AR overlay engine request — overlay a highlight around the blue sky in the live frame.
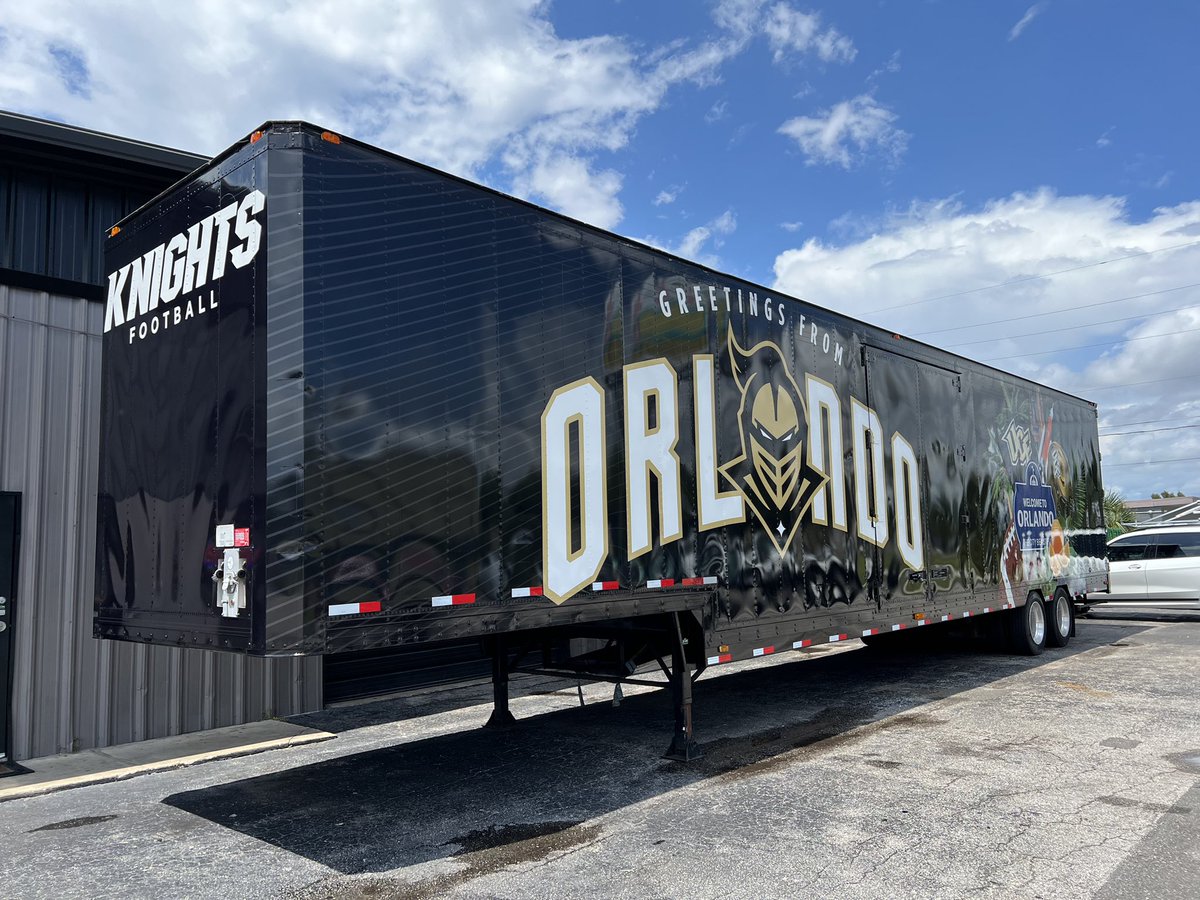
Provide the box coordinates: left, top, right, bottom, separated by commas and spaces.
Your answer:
2, 0, 1198, 500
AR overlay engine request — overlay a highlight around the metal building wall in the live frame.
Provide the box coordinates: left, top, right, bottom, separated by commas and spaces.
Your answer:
0, 284, 322, 760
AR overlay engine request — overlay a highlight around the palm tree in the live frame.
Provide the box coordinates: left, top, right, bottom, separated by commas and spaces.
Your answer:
1104, 490, 1132, 537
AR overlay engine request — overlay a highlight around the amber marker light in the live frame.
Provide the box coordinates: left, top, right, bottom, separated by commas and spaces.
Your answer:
913, 612, 926, 620
321, 131, 342, 144
718, 644, 730, 653
108, 226, 120, 237
250, 130, 264, 143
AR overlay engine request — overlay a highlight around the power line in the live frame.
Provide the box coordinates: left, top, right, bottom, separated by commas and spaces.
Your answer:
1105, 456, 1200, 468
862, 238, 1200, 315
1100, 424, 1200, 437
976, 324, 1200, 362
1052, 372, 1200, 392
918, 282, 1200, 338
946, 299, 1200, 349
1100, 414, 1200, 429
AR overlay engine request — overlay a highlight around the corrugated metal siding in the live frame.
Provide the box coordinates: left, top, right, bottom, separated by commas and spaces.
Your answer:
0, 161, 141, 285
0, 285, 321, 760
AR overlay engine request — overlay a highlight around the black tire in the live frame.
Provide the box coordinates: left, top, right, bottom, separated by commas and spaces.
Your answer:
1007, 593, 1047, 656
1046, 590, 1072, 648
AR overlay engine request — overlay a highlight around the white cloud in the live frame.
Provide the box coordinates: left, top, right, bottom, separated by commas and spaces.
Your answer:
771, 189, 1200, 497
677, 209, 737, 259
1096, 125, 1115, 148
512, 156, 624, 229
1009, 4, 1045, 41
778, 94, 908, 168
653, 187, 681, 206
780, 220, 804, 232
713, 0, 855, 64
643, 209, 737, 267
762, 4, 855, 63
705, 100, 728, 123
0, 0, 737, 229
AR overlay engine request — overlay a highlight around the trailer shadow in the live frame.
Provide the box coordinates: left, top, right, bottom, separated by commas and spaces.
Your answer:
163, 622, 1153, 878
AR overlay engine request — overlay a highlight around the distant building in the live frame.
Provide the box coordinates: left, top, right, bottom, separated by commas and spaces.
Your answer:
1126, 496, 1200, 526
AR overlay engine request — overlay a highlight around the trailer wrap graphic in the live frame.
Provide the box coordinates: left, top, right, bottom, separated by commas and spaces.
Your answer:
540, 318, 925, 605
103, 190, 265, 343
95, 124, 1108, 657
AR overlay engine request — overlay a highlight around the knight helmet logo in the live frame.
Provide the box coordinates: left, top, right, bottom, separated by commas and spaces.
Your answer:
719, 328, 829, 555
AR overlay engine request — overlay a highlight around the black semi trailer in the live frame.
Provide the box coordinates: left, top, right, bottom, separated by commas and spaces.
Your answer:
96, 122, 1108, 759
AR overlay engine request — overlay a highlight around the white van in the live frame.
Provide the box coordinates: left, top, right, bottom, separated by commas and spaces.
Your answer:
1104, 525, 1200, 601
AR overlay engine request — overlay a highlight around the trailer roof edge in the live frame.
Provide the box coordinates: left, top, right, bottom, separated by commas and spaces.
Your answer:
109, 119, 1099, 409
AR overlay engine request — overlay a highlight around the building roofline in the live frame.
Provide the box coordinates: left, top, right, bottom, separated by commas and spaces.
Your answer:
0, 109, 204, 173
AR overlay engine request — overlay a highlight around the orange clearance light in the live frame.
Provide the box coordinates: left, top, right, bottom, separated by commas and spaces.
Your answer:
893, 333, 903, 340
913, 612, 926, 620
250, 130, 264, 143
718, 644, 730, 653
321, 131, 342, 144
109, 225, 120, 237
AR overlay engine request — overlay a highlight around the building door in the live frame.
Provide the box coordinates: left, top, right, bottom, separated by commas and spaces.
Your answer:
0, 492, 21, 775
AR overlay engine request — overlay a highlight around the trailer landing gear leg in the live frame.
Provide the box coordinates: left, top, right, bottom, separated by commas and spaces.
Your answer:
484, 638, 517, 729
663, 613, 702, 762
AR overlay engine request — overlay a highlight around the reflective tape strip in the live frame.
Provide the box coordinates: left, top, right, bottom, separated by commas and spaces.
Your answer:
890, 623, 906, 632
941, 614, 953, 622
917, 620, 927, 627
646, 579, 676, 588
753, 646, 775, 657
328, 601, 382, 616
862, 628, 879, 637
510, 586, 543, 598
829, 633, 848, 643
962, 611, 972, 618
591, 581, 620, 591
983, 606, 992, 613
681, 576, 719, 586
792, 639, 813, 649
432, 594, 475, 607
706, 653, 734, 665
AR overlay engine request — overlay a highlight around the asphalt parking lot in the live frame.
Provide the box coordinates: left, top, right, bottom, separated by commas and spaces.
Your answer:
1, 610, 1197, 899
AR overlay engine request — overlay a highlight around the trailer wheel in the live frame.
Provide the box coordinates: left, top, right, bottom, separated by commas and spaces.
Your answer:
1046, 590, 1072, 648
1007, 593, 1047, 656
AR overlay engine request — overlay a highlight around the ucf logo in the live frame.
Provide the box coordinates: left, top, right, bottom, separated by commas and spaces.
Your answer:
721, 332, 828, 556
539, 324, 923, 604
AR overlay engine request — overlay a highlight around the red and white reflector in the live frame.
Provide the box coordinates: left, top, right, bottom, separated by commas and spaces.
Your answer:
706, 652, 733, 665
940, 614, 953, 622
591, 581, 620, 591
792, 639, 813, 649
890, 623, 906, 632
828, 633, 848, 643
510, 586, 543, 598
752, 645, 775, 657
983, 606, 992, 613
962, 610, 972, 618
862, 628, 879, 637
432, 594, 476, 607
646, 578, 676, 589
681, 576, 719, 587
328, 601, 382, 617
